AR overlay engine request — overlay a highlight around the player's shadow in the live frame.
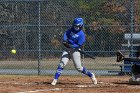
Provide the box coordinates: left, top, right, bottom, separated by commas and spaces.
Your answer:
34, 82, 51, 85
113, 81, 140, 85
113, 81, 129, 85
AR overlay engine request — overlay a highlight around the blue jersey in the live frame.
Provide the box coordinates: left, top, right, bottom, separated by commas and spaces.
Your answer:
63, 27, 85, 49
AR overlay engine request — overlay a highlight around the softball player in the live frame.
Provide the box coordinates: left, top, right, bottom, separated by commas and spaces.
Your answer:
116, 46, 140, 81
117, 45, 140, 62
51, 18, 97, 85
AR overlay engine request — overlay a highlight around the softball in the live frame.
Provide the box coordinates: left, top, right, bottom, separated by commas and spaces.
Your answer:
11, 49, 16, 54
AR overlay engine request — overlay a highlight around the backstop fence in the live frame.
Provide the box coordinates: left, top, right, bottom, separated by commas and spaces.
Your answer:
0, 0, 140, 75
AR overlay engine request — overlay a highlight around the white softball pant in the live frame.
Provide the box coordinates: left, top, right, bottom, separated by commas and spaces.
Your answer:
59, 48, 83, 72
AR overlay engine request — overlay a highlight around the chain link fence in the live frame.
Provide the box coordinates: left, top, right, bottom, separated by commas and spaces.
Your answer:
0, 0, 140, 75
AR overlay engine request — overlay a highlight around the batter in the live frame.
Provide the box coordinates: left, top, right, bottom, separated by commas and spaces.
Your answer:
51, 18, 97, 85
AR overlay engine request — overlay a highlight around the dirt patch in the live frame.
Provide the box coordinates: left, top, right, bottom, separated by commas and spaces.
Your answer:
0, 75, 139, 93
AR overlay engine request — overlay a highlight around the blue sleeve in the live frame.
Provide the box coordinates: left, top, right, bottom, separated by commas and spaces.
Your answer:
63, 30, 70, 41
63, 32, 67, 41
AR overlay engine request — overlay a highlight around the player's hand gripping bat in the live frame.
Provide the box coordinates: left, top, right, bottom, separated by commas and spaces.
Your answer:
63, 41, 96, 59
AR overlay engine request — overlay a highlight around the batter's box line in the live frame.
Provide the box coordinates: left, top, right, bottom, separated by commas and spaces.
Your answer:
75, 82, 117, 88
0, 81, 35, 86
16, 88, 62, 93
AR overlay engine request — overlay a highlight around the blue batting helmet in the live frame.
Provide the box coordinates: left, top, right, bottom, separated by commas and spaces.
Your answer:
73, 18, 84, 31
73, 18, 83, 26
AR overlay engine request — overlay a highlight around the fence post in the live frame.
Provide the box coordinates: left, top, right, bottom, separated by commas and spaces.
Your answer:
130, 0, 134, 57
38, 1, 41, 75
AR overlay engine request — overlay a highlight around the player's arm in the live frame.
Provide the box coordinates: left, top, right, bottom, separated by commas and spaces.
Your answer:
63, 31, 68, 42
62, 30, 71, 48
68, 32, 85, 49
70, 31, 85, 49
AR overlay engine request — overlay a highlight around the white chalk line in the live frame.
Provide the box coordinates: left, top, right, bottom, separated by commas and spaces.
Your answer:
16, 88, 62, 93
76, 82, 115, 88
0, 81, 34, 86
0, 81, 62, 93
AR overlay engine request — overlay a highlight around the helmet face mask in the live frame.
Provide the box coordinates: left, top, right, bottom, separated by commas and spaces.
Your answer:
73, 25, 81, 31
73, 18, 83, 31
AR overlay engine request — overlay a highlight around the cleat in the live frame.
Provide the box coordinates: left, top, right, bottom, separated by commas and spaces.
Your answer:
91, 73, 97, 84
51, 79, 57, 85
116, 51, 124, 62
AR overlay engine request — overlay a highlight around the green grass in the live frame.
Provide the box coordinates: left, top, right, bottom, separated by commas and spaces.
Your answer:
0, 57, 121, 70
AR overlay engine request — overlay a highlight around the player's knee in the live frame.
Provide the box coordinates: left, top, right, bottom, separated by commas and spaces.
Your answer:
59, 61, 65, 68
76, 67, 83, 72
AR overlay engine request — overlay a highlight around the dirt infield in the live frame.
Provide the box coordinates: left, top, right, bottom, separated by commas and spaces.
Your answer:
0, 75, 139, 93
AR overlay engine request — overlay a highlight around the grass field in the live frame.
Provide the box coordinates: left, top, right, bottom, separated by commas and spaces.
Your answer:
0, 57, 121, 70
